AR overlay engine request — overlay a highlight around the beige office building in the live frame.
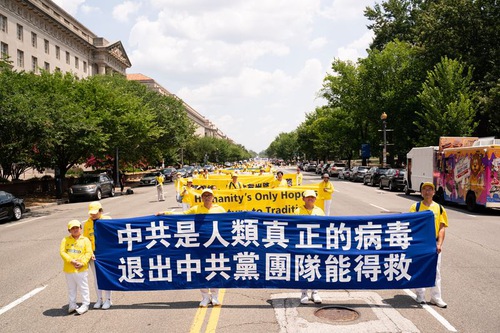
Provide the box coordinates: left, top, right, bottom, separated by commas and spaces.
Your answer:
0, 0, 130, 76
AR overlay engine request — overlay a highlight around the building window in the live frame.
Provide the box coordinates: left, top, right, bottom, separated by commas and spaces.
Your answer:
55, 45, 60, 59
31, 32, 37, 48
44, 39, 49, 54
44, 62, 50, 71
83, 61, 87, 73
55, 66, 60, 72
17, 24, 23, 41
74, 56, 79, 69
31, 56, 38, 73
65, 51, 70, 64
0, 14, 7, 33
1, 42, 8, 60
17, 49, 24, 67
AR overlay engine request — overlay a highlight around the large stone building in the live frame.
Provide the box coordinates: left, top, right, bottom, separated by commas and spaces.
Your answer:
127, 73, 231, 141
0, 0, 130, 76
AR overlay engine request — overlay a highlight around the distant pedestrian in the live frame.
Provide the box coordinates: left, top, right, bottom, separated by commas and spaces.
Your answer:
296, 167, 303, 186
60, 219, 92, 315
119, 171, 125, 193
410, 182, 448, 308
155, 172, 165, 201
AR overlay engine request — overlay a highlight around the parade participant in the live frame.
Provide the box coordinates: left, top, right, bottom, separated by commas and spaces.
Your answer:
296, 167, 303, 186
294, 190, 324, 304
318, 174, 334, 215
180, 177, 195, 211
60, 220, 93, 315
410, 182, 448, 308
156, 188, 226, 307
83, 202, 113, 310
227, 173, 244, 189
155, 172, 165, 201
202, 168, 209, 179
270, 171, 288, 188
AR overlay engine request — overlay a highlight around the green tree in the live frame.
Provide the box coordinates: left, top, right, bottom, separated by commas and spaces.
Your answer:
414, 56, 478, 146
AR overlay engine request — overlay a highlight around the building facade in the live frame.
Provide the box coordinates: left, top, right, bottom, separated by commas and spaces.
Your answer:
0, 0, 130, 76
127, 73, 231, 141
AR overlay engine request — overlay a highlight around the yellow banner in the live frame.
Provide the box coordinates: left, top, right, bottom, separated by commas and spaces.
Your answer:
176, 174, 298, 190
183, 187, 324, 213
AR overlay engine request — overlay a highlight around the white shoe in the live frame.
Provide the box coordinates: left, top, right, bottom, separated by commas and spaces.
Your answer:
430, 297, 447, 308
211, 295, 221, 306
76, 305, 88, 315
93, 299, 102, 309
199, 293, 211, 307
68, 304, 78, 314
415, 294, 426, 304
300, 292, 309, 304
311, 292, 322, 304
102, 299, 111, 310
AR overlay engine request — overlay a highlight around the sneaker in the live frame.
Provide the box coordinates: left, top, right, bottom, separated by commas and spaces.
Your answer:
76, 305, 88, 315
311, 292, 322, 304
68, 304, 78, 314
415, 295, 426, 304
430, 297, 447, 308
300, 292, 309, 304
199, 294, 211, 307
102, 299, 111, 310
93, 299, 102, 309
211, 295, 221, 306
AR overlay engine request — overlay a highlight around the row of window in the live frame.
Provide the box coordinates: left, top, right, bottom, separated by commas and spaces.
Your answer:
0, 14, 87, 73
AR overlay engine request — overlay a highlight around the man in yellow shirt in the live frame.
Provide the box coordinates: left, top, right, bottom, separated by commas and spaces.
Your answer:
318, 174, 334, 215
409, 182, 448, 308
157, 188, 226, 307
60, 219, 93, 315
83, 201, 113, 310
271, 171, 288, 188
295, 167, 303, 186
294, 190, 324, 304
155, 172, 165, 201
180, 177, 195, 211
227, 173, 244, 189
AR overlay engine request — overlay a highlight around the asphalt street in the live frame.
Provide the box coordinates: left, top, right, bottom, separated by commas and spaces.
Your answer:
1, 167, 499, 333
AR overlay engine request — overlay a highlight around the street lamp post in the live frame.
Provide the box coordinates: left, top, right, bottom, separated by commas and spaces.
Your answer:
381, 112, 388, 167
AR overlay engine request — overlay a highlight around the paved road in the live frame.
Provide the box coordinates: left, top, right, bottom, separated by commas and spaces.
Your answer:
1, 167, 499, 333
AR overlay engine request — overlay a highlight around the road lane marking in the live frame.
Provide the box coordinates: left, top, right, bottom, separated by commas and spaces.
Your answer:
4, 216, 45, 228
190, 304, 208, 333
205, 289, 226, 332
404, 289, 457, 332
370, 203, 390, 212
0, 285, 47, 315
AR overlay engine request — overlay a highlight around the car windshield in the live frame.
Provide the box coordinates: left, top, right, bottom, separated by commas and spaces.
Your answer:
77, 176, 100, 184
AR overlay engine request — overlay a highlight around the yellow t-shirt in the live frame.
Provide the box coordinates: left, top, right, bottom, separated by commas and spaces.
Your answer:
83, 215, 112, 251
296, 173, 303, 186
294, 205, 325, 216
409, 201, 448, 238
60, 235, 93, 273
181, 185, 196, 205
318, 181, 334, 200
184, 205, 226, 214
270, 179, 288, 188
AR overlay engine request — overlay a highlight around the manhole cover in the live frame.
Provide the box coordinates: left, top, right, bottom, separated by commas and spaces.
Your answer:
314, 306, 360, 322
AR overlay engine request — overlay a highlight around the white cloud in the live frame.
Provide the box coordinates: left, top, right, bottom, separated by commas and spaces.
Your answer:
337, 30, 374, 62
319, 0, 373, 21
112, 1, 142, 23
309, 37, 328, 50
52, 0, 85, 15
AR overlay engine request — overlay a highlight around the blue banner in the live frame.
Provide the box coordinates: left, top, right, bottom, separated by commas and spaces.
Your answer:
94, 211, 437, 291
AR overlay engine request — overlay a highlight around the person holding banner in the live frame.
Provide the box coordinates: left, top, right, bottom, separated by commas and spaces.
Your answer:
271, 171, 288, 188
409, 182, 448, 308
294, 190, 324, 304
296, 167, 303, 186
83, 201, 113, 310
60, 219, 93, 315
180, 178, 196, 211
318, 173, 334, 215
227, 173, 244, 189
157, 188, 226, 307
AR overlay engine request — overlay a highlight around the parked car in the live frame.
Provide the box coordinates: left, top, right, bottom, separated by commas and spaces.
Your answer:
161, 167, 177, 182
379, 168, 406, 191
319, 163, 331, 175
139, 172, 159, 186
305, 163, 317, 172
338, 168, 351, 180
183, 166, 194, 177
328, 163, 347, 177
363, 167, 390, 186
0, 191, 26, 222
350, 166, 370, 182
176, 168, 188, 178
69, 173, 115, 202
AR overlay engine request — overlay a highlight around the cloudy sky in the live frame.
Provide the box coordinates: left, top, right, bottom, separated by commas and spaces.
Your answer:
53, 0, 377, 153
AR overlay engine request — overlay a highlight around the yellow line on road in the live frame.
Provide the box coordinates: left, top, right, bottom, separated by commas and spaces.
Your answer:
189, 289, 226, 333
